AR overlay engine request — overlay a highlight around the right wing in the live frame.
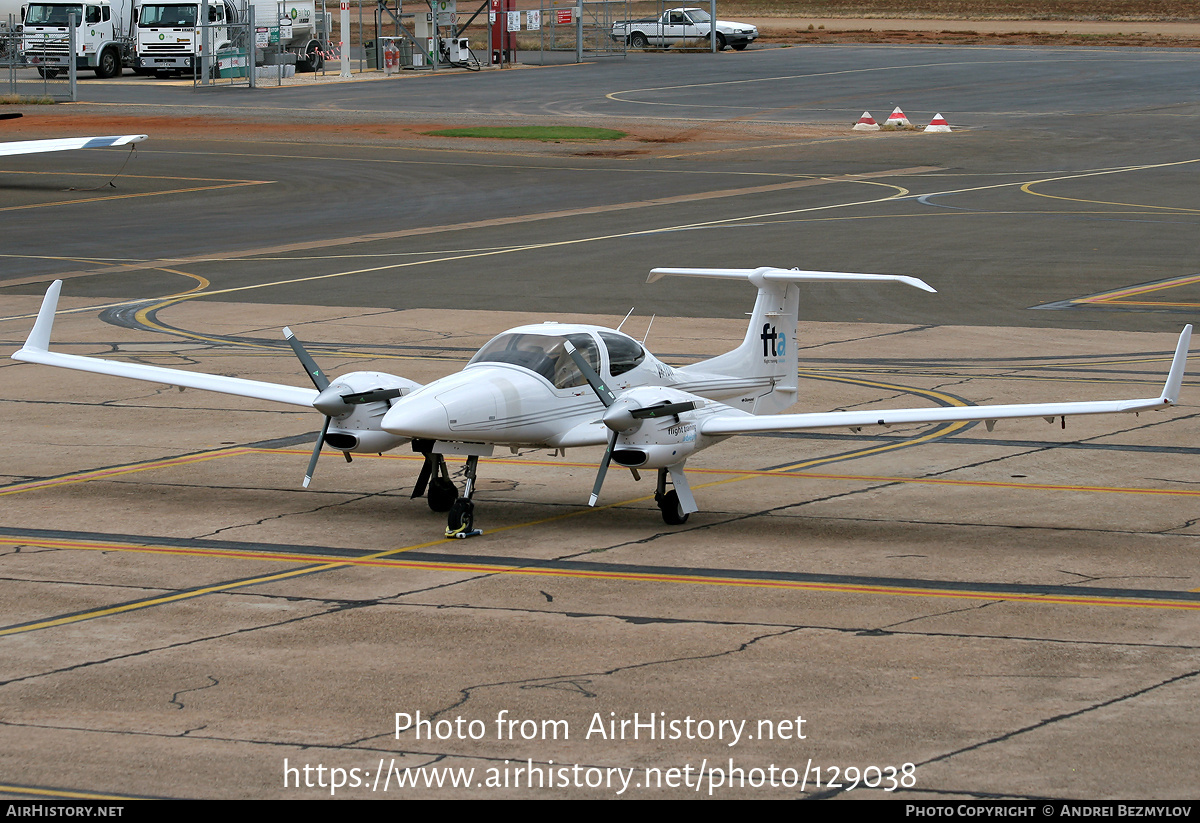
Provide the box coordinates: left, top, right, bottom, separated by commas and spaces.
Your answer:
10, 280, 318, 408
701, 325, 1191, 436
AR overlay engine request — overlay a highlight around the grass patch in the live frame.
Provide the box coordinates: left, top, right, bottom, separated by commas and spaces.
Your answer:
0, 94, 54, 105
424, 126, 626, 142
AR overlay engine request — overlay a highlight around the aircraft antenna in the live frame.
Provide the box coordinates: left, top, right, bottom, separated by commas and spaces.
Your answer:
616, 307, 636, 332
641, 315, 656, 346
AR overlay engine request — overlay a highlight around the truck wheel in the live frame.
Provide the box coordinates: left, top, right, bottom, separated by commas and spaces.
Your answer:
300, 41, 323, 72
94, 47, 121, 78
36, 67, 59, 78
629, 32, 649, 49
711, 32, 727, 50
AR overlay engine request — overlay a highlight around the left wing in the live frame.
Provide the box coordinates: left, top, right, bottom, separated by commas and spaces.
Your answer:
0, 135, 147, 157
701, 325, 1191, 436
10, 280, 318, 408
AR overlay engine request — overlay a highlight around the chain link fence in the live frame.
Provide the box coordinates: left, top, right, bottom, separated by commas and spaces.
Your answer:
192, 21, 255, 88
533, 0, 628, 62
0, 27, 76, 101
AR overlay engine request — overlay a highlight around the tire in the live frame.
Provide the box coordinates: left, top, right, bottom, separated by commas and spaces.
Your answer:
300, 40, 322, 72
732, 42, 747, 51
712, 33, 727, 50
36, 67, 59, 78
657, 490, 689, 526
94, 48, 121, 78
447, 498, 475, 534
427, 477, 459, 513
629, 32, 649, 50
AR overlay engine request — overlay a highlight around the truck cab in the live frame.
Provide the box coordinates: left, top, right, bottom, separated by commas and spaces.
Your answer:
21, 0, 128, 77
134, 0, 231, 76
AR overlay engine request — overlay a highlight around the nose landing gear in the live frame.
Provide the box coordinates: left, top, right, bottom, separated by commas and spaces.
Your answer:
411, 442, 484, 537
444, 455, 482, 538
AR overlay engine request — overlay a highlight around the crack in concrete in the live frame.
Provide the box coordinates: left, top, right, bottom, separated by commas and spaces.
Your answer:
168, 675, 219, 710
359, 626, 802, 749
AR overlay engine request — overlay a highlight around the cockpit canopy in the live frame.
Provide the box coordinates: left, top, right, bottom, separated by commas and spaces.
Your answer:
469, 329, 646, 389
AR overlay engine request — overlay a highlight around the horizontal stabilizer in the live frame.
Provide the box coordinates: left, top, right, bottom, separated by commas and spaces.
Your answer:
648, 266, 936, 293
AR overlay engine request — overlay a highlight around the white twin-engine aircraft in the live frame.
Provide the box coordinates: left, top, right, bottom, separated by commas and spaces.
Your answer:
12, 268, 1192, 537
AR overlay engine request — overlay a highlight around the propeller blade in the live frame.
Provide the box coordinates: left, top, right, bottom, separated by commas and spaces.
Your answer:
589, 430, 618, 507
630, 401, 699, 419
342, 387, 403, 405
283, 327, 330, 391
303, 416, 331, 488
563, 340, 616, 407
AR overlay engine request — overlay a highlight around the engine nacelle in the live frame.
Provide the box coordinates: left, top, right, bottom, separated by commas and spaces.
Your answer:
608, 386, 706, 469
321, 371, 420, 455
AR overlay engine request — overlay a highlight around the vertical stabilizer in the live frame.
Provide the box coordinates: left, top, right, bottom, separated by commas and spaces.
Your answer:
647, 267, 936, 415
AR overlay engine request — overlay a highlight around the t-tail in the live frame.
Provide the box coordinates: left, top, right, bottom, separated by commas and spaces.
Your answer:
647, 267, 937, 415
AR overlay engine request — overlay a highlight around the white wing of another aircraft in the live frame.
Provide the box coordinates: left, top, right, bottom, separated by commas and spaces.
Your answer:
0, 134, 147, 157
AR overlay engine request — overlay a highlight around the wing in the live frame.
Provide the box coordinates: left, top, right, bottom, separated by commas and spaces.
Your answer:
700, 325, 1191, 436
0, 135, 147, 157
10, 280, 318, 408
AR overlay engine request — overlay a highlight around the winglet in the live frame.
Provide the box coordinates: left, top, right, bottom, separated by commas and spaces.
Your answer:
1162, 324, 1191, 404
20, 279, 63, 354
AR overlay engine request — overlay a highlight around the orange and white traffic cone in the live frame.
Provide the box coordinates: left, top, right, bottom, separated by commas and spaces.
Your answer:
852, 111, 880, 132
884, 106, 910, 127
924, 113, 952, 133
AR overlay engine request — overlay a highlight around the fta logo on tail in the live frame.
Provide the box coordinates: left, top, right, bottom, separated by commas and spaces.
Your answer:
761, 323, 786, 359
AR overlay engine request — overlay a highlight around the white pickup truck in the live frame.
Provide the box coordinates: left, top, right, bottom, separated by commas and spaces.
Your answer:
611, 7, 757, 51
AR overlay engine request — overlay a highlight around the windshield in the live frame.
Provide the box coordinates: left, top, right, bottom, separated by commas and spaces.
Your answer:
688, 9, 711, 22
138, 4, 197, 26
469, 332, 600, 389
24, 4, 83, 25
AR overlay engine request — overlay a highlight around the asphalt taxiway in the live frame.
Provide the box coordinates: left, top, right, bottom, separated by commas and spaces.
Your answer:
1, 45, 1198, 799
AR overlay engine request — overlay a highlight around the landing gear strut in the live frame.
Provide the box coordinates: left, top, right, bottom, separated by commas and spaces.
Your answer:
446, 455, 480, 538
654, 465, 696, 526
412, 445, 458, 511
411, 441, 484, 537
655, 468, 688, 525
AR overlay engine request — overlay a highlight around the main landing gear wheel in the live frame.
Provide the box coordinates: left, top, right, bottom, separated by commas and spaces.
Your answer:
446, 498, 475, 536
656, 490, 689, 526
427, 476, 459, 512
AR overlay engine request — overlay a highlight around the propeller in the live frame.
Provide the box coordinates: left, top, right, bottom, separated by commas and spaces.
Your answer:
563, 340, 698, 507
563, 340, 619, 506
283, 327, 340, 488
284, 329, 411, 488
